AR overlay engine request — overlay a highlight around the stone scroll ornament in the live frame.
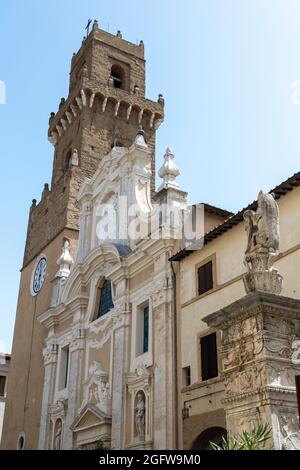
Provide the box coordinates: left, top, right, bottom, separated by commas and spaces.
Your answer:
243, 191, 283, 294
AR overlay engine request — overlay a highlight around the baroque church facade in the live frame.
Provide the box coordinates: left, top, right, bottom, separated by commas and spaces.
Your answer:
1, 21, 300, 450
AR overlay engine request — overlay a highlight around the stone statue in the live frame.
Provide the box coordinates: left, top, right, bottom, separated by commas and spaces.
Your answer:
243, 191, 282, 294
135, 392, 145, 441
54, 421, 62, 450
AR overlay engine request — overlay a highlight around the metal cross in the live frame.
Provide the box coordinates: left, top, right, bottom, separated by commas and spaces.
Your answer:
85, 19, 92, 36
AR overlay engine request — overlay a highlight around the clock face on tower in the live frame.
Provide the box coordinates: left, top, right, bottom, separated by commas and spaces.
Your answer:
31, 257, 47, 295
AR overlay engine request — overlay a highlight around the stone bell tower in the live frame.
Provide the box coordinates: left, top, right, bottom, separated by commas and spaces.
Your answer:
1, 21, 164, 450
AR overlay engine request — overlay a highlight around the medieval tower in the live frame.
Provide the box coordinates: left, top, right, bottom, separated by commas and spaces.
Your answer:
1, 20, 164, 450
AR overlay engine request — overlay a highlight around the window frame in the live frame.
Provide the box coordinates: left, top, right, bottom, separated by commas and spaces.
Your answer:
57, 344, 70, 392
195, 254, 217, 299
198, 329, 220, 384
0, 375, 6, 397
96, 279, 114, 319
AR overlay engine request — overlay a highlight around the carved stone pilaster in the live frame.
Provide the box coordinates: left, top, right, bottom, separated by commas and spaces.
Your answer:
204, 292, 300, 449
43, 343, 58, 365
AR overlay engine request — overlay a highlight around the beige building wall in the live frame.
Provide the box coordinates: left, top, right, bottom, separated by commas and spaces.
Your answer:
1, 230, 78, 450
178, 185, 300, 449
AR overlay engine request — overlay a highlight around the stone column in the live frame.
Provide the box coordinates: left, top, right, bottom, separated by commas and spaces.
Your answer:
203, 292, 300, 449
63, 327, 85, 449
39, 343, 58, 449
111, 303, 131, 449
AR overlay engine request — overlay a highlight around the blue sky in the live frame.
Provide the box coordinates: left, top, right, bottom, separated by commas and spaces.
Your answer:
1, 0, 300, 352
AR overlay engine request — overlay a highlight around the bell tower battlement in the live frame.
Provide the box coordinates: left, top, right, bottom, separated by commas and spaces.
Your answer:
23, 20, 164, 268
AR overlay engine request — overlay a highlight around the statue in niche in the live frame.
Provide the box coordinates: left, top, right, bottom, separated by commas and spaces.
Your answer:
243, 191, 282, 294
54, 420, 62, 450
135, 392, 146, 441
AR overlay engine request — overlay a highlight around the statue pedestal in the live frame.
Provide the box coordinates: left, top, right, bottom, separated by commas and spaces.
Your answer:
203, 292, 300, 449
243, 271, 283, 294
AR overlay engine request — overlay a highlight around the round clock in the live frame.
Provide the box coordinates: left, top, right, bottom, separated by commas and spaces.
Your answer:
31, 256, 47, 295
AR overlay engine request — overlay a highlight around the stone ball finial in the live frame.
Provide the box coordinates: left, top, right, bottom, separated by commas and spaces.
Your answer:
116, 30, 122, 38
158, 94, 164, 104
59, 98, 65, 109
49, 112, 55, 125
139, 40, 144, 46
31, 199, 37, 208
158, 147, 180, 187
42, 183, 49, 199
93, 19, 99, 30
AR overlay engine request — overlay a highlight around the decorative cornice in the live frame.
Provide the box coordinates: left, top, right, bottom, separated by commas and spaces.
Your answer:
48, 83, 164, 146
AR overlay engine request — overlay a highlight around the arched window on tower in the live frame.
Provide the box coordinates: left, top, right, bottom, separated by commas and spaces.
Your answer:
96, 280, 114, 318
111, 65, 124, 89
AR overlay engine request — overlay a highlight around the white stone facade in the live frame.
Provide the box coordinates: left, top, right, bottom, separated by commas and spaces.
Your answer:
38, 134, 185, 449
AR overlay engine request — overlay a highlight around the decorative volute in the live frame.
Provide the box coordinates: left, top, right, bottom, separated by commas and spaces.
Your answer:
158, 147, 180, 188
56, 239, 74, 278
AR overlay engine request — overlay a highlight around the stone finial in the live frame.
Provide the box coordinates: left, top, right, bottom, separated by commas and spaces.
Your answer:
116, 30, 122, 38
56, 239, 74, 278
59, 98, 65, 109
243, 191, 282, 294
31, 199, 37, 208
158, 147, 180, 188
42, 183, 49, 199
93, 19, 99, 30
49, 112, 55, 124
158, 94, 164, 104
82, 36, 86, 45
134, 126, 147, 148
139, 40, 144, 46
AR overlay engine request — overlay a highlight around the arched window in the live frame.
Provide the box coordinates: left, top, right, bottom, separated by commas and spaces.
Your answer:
97, 280, 114, 318
111, 65, 124, 89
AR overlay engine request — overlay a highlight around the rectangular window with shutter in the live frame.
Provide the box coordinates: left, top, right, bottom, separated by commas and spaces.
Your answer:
200, 333, 218, 381
198, 261, 213, 295
0, 375, 6, 397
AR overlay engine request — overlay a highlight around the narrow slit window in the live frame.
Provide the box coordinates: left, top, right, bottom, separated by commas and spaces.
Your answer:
58, 345, 69, 390
200, 333, 218, 381
143, 305, 149, 354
